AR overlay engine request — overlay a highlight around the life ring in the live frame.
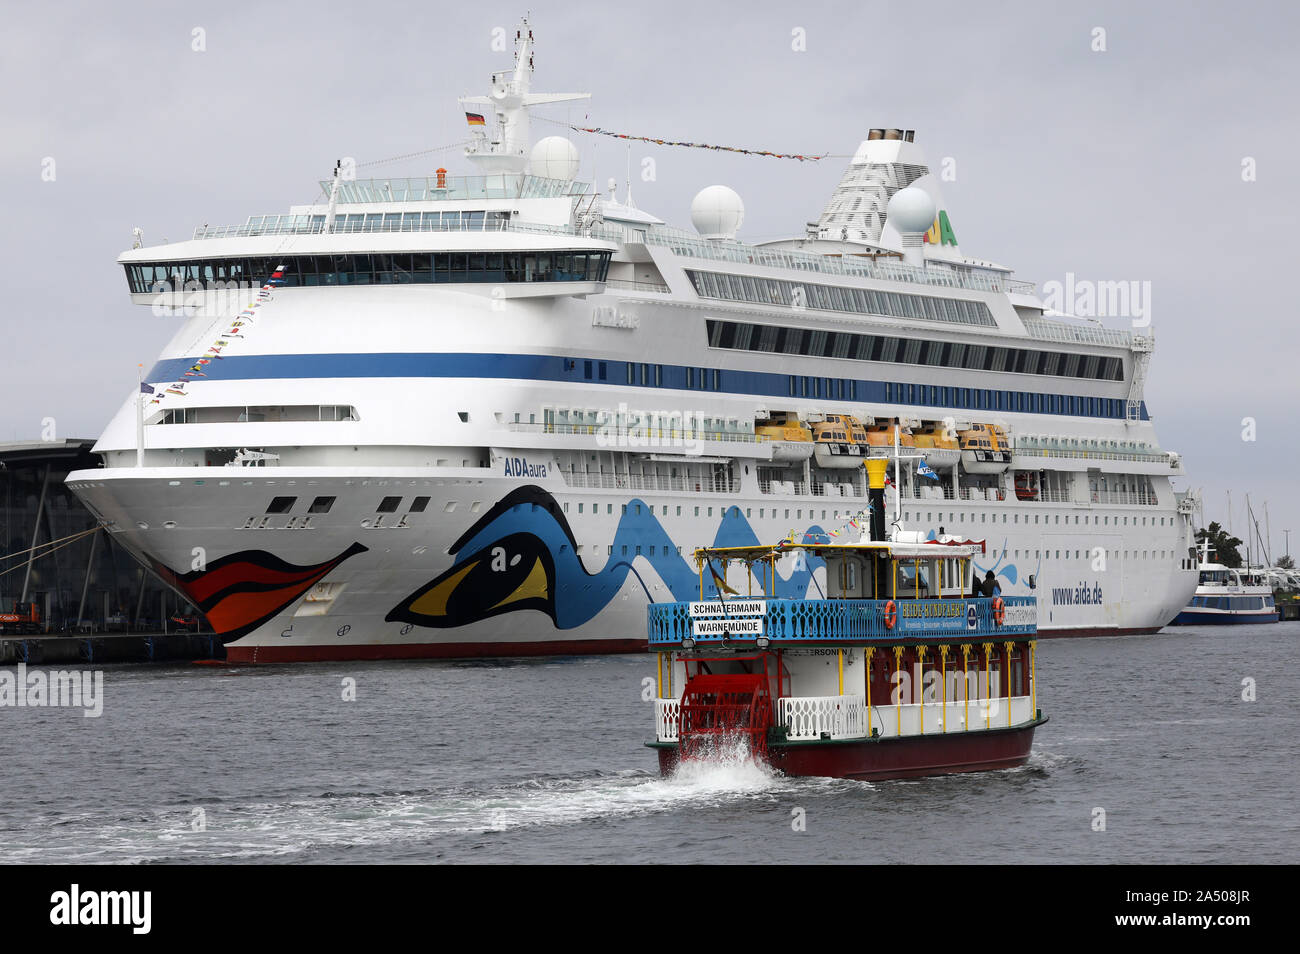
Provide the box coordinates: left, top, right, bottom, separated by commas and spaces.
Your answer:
883, 600, 897, 630
992, 596, 1006, 626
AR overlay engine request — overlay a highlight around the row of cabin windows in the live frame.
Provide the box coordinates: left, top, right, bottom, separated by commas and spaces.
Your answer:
125, 250, 612, 293
687, 270, 997, 327
156, 405, 357, 424
706, 318, 1124, 382
618, 362, 726, 392
264, 495, 429, 515
238, 211, 510, 233
901, 509, 1162, 525
572, 355, 1133, 422
559, 501, 1170, 531
577, 543, 1176, 562
1188, 596, 1274, 610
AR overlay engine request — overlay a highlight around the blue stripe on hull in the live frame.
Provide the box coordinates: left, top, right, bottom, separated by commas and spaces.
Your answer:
146, 352, 1144, 420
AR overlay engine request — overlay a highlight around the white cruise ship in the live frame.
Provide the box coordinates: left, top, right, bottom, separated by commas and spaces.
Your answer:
68, 18, 1199, 661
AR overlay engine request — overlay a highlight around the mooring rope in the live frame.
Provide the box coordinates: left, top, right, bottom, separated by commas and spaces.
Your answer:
0, 526, 101, 568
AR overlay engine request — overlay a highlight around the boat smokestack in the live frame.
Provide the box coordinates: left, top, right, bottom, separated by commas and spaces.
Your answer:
866, 458, 889, 542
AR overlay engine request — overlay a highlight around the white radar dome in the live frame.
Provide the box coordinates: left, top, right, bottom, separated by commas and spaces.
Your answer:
690, 185, 745, 240
886, 186, 937, 234
529, 136, 581, 181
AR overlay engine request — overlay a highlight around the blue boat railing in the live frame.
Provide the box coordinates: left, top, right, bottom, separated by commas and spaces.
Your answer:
647, 596, 1037, 646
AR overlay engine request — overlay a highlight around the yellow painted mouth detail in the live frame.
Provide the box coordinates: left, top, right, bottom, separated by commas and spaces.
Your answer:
409, 560, 479, 617
488, 557, 549, 611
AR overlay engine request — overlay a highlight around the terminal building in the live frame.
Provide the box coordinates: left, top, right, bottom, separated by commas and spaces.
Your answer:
0, 440, 203, 634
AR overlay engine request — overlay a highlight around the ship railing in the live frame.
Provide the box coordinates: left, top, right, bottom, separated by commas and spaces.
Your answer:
194, 217, 514, 240
1090, 490, 1158, 506
1015, 488, 1074, 504
647, 596, 1037, 646
504, 421, 764, 445
191, 216, 624, 243
655, 698, 681, 742
1014, 446, 1171, 465
874, 695, 1037, 739
1006, 279, 1038, 296
907, 485, 1008, 502
642, 228, 1012, 295
1020, 317, 1134, 348
605, 278, 672, 294
779, 695, 868, 740
807, 481, 862, 498
770, 694, 1038, 741
324, 174, 590, 202
657, 692, 1036, 744
759, 479, 852, 497
562, 471, 741, 494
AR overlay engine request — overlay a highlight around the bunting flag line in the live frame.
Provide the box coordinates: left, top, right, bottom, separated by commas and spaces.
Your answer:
569, 125, 827, 161
780, 506, 875, 547
146, 264, 287, 405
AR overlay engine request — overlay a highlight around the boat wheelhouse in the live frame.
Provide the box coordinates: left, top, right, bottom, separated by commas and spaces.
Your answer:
646, 461, 1046, 780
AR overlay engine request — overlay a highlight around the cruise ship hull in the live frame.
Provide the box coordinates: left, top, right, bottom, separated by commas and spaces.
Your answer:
68, 466, 1197, 662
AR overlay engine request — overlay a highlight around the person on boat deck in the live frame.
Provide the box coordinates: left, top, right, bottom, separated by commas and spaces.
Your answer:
980, 570, 1001, 598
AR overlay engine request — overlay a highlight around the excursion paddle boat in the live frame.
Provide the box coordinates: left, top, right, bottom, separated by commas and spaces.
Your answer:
645, 459, 1046, 781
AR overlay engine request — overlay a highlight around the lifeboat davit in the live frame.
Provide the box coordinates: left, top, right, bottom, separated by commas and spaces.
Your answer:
959, 423, 1013, 474
812, 415, 869, 469
756, 419, 814, 462
911, 423, 961, 472
862, 421, 917, 460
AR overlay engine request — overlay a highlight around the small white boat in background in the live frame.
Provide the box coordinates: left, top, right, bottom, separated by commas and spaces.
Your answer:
1171, 541, 1278, 625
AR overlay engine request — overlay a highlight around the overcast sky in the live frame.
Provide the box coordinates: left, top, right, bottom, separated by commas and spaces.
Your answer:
3, 0, 1297, 558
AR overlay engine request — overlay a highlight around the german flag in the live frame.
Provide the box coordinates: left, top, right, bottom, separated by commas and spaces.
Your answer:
707, 560, 739, 596
465, 112, 486, 127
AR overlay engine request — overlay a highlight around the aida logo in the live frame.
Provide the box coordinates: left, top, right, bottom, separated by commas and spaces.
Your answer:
503, 457, 548, 479
924, 211, 958, 246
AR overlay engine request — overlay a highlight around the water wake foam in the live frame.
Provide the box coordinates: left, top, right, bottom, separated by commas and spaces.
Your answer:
7, 748, 799, 863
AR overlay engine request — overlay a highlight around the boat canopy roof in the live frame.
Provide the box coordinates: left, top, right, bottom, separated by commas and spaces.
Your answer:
692, 538, 987, 566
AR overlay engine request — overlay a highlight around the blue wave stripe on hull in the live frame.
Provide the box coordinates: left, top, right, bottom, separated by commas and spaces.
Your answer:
448, 497, 824, 628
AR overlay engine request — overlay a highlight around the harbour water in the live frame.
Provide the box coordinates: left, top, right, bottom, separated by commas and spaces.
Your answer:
1, 624, 1295, 864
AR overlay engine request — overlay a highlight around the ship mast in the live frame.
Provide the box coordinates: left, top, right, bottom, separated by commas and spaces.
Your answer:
459, 16, 589, 176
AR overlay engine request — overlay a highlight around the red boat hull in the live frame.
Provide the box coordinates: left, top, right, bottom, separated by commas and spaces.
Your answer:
655, 718, 1046, 781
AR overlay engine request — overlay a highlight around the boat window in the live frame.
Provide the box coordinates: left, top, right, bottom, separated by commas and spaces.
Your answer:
266, 496, 296, 514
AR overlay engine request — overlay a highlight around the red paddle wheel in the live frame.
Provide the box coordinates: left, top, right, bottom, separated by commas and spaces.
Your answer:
677, 673, 774, 762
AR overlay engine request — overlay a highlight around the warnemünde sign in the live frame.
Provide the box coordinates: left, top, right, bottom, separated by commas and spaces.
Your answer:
692, 618, 764, 636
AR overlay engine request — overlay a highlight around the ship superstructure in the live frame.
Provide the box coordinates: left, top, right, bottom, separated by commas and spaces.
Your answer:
68, 17, 1199, 661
